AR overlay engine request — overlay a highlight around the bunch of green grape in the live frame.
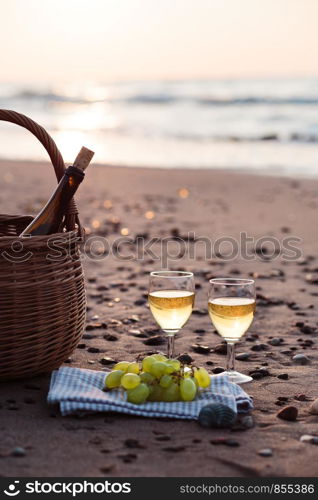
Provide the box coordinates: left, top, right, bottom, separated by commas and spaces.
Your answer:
104, 353, 211, 404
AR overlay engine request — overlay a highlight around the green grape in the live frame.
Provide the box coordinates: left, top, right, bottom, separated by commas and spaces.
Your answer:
105, 370, 124, 389
194, 367, 211, 388
151, 354, 167, 362
121, 373, 141, 389
127, 383, 150, 404
140, 372, 155, 384
180, 378, 197, 401
147, 384, 164, 402
168, 359, 181, 371
159, 374, 173, 388
126, 362, 140, 374
150, 361, 168, 378
113, 361, 130, 372
162, 382, 180, 402
142, 356, 156, 373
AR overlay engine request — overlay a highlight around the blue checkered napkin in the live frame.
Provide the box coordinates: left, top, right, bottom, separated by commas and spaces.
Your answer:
48, 367, 253, 418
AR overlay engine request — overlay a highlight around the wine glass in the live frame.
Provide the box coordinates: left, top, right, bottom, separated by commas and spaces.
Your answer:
148, 271, 195, 358
208, 278, 256, 384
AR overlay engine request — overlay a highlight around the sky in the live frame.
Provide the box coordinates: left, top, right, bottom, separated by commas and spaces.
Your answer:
0, 0, 318, 84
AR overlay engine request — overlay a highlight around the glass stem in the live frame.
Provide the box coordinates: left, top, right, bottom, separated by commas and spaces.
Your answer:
226, 342, 236, 372
167, 336, 174, 358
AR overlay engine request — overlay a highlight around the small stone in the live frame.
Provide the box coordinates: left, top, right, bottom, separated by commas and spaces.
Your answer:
268, 338, 282, 346
210, 438, 239, 447
103, 334, 118, 342
249, 368, 269, 379
87, 347, 101, 353
86, 322, 106, 331
100, 465, 115, 473
300, 435, 318, 444
143, 335, 165, 346
124, 439, 146, 449
309, 399, 318, 415
12, 447, 26, 457
177, 353, 193, 364
99, 357, 116, 366
258, 448, 272, 457
281, 349, 292, 355
276, 406, 298, 421
77, 343, 86, 349
214, 343, 227, 355
299, 325, 316, 335
236, 352, 250, 361
277, 373, 289, 380
292, 354, 310, 365
294, 394, 308, 401
213, 367, 225, 374
251, 343, 268, 352
134, 299, 146, 306
191, 344, 211, 354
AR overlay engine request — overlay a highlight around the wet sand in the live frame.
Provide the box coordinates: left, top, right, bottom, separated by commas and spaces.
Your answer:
0, 161, 317, 477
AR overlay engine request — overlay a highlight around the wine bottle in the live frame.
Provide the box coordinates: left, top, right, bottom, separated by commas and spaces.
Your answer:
20, 147, 94, 236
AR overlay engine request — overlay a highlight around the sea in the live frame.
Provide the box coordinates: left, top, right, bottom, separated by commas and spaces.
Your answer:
1, 77, 318, 177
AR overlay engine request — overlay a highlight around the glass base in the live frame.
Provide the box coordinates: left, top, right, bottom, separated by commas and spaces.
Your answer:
226, 370, 253, 384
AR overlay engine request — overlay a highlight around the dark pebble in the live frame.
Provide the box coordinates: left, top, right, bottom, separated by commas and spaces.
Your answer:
99, 357, 116, 366
77, 343, 86, 349
118, 453, 137, 463
87, 347, 101, 353
124, 439, 146, 449
277, 373, 289, 380
194, 329, 206, 334
134, 299, 146, 306
100, 465, 115, 473
268, 338, 283, 346
236, 352, 250, 361
276, 406, 298, 421
177, 353, 193, 364
12, 447, 26, 457
299, 325, 316, 334
214, 343, 227, 355
213, 367, 225, 374
143, 335, 165, 346
191, 344, 211, 354
251, 343, 268, 352
103, 334, 118, 342
210, 438, 240, 447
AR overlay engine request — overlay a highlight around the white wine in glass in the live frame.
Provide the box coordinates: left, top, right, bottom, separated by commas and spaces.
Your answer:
148, 271, 195, 358
208, 278, 256, 384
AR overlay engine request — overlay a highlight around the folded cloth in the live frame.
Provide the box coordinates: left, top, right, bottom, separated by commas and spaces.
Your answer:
48, 367, 253, 419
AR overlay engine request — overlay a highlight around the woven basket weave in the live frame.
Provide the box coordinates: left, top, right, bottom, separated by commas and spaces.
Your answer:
0, 110, 86, 381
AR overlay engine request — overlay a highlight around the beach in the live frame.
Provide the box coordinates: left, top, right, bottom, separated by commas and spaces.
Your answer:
0, 160, 318, 477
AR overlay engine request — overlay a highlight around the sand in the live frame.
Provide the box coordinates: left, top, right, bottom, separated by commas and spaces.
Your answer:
0, 161, 317, 477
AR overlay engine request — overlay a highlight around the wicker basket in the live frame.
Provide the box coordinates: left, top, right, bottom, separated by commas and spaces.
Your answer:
0, 110, 86, 381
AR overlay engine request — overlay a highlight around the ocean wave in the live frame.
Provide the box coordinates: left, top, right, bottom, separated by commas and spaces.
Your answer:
4, 90, 318, 106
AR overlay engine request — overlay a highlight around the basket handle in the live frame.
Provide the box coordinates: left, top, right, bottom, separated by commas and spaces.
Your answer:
0, 109, 83, 237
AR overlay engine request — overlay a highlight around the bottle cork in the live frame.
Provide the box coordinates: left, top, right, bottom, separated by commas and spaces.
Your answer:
73, 146, 95, 171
